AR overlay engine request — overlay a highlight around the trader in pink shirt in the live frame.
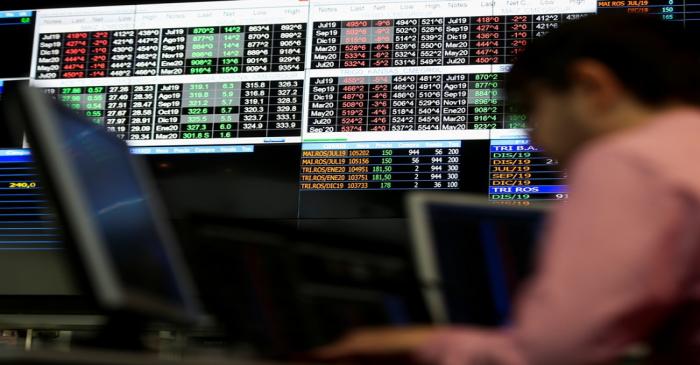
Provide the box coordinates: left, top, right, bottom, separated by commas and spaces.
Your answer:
313, 15, 700, 365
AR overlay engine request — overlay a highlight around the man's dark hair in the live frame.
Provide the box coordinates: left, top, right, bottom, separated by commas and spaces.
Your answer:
507, 14, 700, 111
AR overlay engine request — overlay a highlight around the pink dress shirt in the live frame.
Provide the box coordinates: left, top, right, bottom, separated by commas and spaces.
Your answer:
423, 108, 700, 365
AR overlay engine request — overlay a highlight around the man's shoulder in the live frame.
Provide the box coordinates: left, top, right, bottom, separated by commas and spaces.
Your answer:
573, 107, 700, 191
618, 108, 700, 152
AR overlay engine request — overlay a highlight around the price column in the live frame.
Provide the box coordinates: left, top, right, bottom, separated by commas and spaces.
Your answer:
532, 14, 561, 38
61, 32, 89, 78
109, 30, 135, 77
106, 85, 132, 140
181, 82, 215, 139
469, 73, 504, 129
470, 16, 505, 64
489, 138, 567, 204
239, 81, 270, 137
186, 27, 219, 75
418, 18, 444, 66
272, 23, 306, 72
341, 20, 372, 68
55, 86, 82, 112
390, 75, 417, 131
129, 84, 156, 140
268, 80, 303, 137
338, 77, 368, 132
243, 24, 273, 72
416, 75, 442, 130
134, 29, 161, 76
392, 18, 419, 67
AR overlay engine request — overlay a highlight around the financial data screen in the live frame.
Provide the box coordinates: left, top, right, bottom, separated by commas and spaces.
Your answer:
0, 0, 695, 236
30, 2, 308, 147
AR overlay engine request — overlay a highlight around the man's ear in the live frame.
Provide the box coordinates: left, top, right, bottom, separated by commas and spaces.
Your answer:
567, 59, 625, 111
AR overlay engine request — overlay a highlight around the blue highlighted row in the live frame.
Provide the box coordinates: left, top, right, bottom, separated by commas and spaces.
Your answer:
303, 140, 461, 151
489, 185, 567, 194
490, 145, 543, 153
0, 150, 32, 164
0, 11, 32, 19
0, 150, 30, 157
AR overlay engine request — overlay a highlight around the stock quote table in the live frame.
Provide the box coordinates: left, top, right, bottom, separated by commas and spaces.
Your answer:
308, 73, 525, 133
311, 13, 589, 69
42, 80, 304, 141
489, 139, 566, 204
35, 23, 306, 79
0, 151, 59, 250
300, 141, 461, 191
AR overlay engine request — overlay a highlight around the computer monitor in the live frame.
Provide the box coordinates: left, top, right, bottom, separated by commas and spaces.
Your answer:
407, 192, 548, 326
5, 85, 201, 325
